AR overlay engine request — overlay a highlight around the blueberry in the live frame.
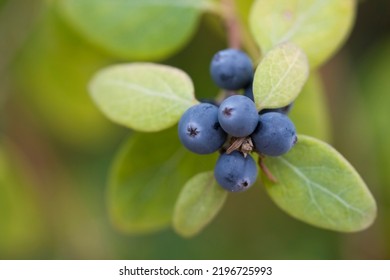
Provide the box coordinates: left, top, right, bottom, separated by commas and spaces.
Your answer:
260, 102, 294, 115
178, 103, 227, 154
210, 49, 253, 90
214, 151, 258, 192
218, 95, 258, 137
251, 112, 297, 157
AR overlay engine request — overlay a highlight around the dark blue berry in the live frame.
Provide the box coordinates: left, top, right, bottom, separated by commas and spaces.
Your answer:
260, 102, 294, 115
251, 112, 297, 157
218, 95, 258, 137
214, 151, 258, 192
178, 103, 227, 154
210, 49, 253, 90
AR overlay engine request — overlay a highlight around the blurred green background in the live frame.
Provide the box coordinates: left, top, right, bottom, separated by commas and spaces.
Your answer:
1, 0, 390, 259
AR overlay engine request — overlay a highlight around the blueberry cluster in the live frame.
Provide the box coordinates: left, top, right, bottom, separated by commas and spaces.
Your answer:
178, 49, 297, 192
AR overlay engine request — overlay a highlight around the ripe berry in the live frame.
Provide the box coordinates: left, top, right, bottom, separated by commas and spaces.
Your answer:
218, 95, 258, 137
251, 112, 297, 156
178, 103, 227, 154
210, 49, 253, 90
214, 151, 258, 192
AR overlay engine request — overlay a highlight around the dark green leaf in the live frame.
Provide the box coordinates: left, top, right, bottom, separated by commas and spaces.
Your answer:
108, 127, 217, 234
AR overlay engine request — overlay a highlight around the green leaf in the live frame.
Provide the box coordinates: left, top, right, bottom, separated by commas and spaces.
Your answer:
173, 171, 227, 238
108, 127, 217, 234
89, 63, 198, 132
263, 135, 377, 232
290, 72, 331, 142
249, 0, 356, 68
253, 42, 309, 110
58, 0, 212, 60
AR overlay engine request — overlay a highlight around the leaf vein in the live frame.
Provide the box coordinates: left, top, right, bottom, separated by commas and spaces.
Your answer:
261, 49, 301, 106
102, 79, 192, 105
279, 157, 365, 217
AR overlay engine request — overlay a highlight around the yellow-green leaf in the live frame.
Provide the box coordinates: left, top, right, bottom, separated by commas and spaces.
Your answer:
253, 42, 309, 110
263, 135, 377, 232
89, 63, 198, 132
173, 171, 227, 238
249, 0, 356, 68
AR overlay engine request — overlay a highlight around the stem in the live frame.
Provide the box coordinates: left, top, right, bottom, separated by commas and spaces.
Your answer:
241, 25, 262, 63
221, 0, 241, 49
219, 0, 260, 61
258, 156, 278, 183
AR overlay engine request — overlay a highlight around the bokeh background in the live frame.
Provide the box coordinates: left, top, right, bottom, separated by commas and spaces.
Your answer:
1, 0, 390, 259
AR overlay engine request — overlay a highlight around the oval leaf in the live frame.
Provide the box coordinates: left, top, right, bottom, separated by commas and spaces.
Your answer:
249, 0, 355, 68
253, 42, 309, 110
262, 135, 377, 232
173, 171, 227, 238
89, 63, 197, 132
58, 0, 209, 60
108, 127, 217, 234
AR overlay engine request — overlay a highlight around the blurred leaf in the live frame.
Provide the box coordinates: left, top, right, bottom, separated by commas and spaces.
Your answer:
290, 72, 331, 142
58, 0, 212, 60
108, 126, 217, 234
358, 40, 390, 182
13, 9, 118, 150
253, 42, 309, 110
90, 63, 197, 132
0, 141, 46, 257
357, 39, 390, 250
173, 171, 227, 238
249, 0, 356, 68
263, 135, 376, 232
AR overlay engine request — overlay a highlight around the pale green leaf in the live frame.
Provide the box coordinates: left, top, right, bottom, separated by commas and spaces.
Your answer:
249, 0, 356, 68
89, 63, 198, 132
58, 0, 213, 60
263, 135, 377, 232
253, 42, 309, 110
108, 127, 217, 234
173, 171, 227, 238
290, 72, 331, 142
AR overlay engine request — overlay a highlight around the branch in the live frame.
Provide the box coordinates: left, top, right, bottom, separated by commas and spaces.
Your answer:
221, 0, 241, 49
